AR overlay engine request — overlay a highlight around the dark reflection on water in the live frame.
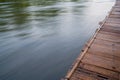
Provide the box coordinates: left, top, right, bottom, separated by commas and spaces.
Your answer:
0, 0, 114, 80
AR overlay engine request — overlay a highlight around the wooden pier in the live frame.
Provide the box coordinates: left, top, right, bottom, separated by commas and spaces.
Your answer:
64, 0, 120, 80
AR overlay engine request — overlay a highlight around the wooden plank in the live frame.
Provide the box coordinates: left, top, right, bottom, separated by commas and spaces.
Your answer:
115, 1, 120, 6
111, 10, 120, 13
99, 30, 120, 38
88, 39, 120, 58
87, 42, 120, 72
92, 40, 120, 53
113, 6, 120, 8
96, 32, 120, 42
101, 27, 120, 34
70, 70, 95, 80
112, 7, 120, 11
109, 14, 120, 18
81, 53, 120, 72
78, 63, 119, 80
93, 39, 120, 47
88, 45, 120, 59
106, 18, 120, 24
102, 23, 120, 31
104, 22, 120, 27
111, 11, 120, 15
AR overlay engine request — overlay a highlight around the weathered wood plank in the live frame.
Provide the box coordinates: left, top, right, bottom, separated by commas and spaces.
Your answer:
88, 39, 120, 58
101, 27, 120, 34
81, 53, 120, 72
96, 33, 120, 42
111, 11, 120, 15
112, 7, 120, 11
106, 18, 120, 24
102, 23, 120, 31
79, 63, 119, 80
104, 22, 120, 27
99, 30, 120, 38
70, 70, 95, 80
109, 14, 120, 18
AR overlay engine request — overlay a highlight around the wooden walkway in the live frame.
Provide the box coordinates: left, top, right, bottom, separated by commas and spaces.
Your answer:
64, 0, 120, 80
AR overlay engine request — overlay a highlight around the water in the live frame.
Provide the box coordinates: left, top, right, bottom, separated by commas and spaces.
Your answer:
0, 0, 114, 80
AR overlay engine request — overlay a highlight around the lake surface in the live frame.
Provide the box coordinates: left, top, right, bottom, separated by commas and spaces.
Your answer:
0, 0, 114, 80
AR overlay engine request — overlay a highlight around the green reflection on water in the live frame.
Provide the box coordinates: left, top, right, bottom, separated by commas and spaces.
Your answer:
0, 0, 62, 32
34, 9, 60, 17
0, 0, 87, 33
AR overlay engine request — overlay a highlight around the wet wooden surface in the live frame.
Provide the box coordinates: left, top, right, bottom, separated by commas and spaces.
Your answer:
65, 0, 120, 80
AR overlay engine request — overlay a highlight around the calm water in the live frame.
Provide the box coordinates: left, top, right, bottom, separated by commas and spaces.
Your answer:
0, 0, 114, 80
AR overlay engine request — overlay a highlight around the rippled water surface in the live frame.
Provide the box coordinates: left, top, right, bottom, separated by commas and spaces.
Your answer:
0, 0, 114, 80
